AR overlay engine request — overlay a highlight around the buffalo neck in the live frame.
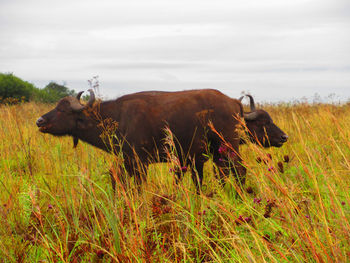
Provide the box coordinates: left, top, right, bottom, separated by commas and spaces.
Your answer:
73, 103, 120, 152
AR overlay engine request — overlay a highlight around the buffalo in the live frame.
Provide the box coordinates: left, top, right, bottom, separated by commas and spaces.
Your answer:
36, 89, 287, 192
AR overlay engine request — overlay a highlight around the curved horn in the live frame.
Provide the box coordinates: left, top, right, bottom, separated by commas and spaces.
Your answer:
71, 89, 95, 112
245, 95, 256, 111
70, 98, 85, 112
243, 111, 259, 121
239, 95, 255, 111
76, 91, 84, 101
86, 89, 95, 107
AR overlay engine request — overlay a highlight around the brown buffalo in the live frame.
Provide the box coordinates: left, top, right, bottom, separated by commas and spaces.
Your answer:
36, 89, 287, 192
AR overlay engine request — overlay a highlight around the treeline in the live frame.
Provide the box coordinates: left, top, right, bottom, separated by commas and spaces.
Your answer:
0, 73, 76, 104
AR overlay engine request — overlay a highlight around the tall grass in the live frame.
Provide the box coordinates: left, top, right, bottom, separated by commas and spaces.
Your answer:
0, 101, 349, 262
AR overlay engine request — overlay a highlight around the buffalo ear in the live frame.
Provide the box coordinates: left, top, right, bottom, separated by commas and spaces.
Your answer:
73, 137, 79, 148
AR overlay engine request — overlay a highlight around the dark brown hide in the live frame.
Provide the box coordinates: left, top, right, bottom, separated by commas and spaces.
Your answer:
36, 89, 287, 191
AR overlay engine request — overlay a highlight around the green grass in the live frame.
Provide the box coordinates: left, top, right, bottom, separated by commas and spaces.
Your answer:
0, 101, 349, 262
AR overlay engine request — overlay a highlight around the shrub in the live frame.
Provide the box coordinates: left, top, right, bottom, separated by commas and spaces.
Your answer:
0, 73, 36, 103
0, 73, 77, 103
38, 82, 76, 103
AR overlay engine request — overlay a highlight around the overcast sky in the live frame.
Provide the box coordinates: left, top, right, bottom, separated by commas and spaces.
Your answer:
1, 0, 349, 102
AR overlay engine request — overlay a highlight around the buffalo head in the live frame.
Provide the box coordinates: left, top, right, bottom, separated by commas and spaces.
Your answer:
36, 89, 95, 143
240, 95, 288, 147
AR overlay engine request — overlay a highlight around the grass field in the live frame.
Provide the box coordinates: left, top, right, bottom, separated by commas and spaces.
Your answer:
0, 101, 349, 262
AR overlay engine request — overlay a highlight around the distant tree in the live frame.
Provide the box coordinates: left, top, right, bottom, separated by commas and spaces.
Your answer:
0, 73, 77, 104
40, 82, 76, 103
0, 73, 36, 103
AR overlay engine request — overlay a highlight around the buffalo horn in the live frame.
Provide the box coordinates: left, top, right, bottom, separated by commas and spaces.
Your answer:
86, 89, 95, 107
70, 99, 85, 111
76, 91, 84, 101
71, 89, 96, 112
243, 111, 259, 121
245, 94, 256, 111
239, 94, 256, 112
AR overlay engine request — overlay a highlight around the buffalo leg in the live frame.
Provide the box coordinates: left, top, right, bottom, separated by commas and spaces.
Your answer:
109, 163, 128, 192
174, 159, 185, 184
174, 170, 183, 185
123, 157, 148, 191
134, 169, 147, 189
191, 160, 204, 194
109, 169, 116, 192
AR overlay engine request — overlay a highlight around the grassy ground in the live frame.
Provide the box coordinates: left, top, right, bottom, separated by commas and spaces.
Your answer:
0, 101, 349, 262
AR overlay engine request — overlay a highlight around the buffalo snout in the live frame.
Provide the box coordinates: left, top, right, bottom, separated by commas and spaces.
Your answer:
281, 134, 288, 143
36, 116, 52, 133
36, 117, 46, 127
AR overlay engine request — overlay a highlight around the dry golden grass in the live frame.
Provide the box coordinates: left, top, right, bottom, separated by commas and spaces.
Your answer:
0, 101, 349, 262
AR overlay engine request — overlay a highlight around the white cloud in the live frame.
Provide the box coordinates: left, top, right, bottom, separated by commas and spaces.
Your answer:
0, 0, 349, 102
